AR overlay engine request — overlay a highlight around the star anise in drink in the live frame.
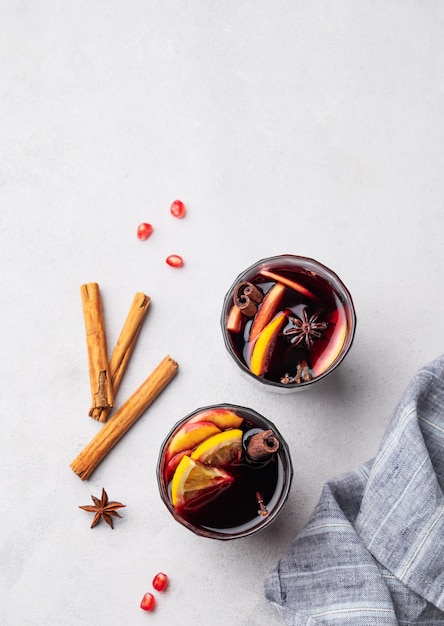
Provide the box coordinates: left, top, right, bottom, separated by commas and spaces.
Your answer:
79, 488, 126, 529
283, 307, 327, 349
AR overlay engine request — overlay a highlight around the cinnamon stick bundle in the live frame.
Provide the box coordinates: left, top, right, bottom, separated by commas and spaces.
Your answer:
80, 283, 114, 421
70, 355, 179, 480
92, 292, 151, 422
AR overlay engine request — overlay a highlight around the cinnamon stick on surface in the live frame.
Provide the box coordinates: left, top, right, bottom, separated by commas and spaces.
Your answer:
70, 355, 179, 480
80, 283, 114, 421
92, 292, 151, 422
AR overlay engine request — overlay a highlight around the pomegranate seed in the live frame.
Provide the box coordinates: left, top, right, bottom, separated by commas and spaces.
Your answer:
140, 592, 156, 611
152, 572, 168, 592
170, 199, 186, 218
137, 223, 154, 240
166, 254, 184, 268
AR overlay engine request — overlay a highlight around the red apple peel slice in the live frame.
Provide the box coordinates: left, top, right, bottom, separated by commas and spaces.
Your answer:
165, 421, 221, 464
312, 306, 347, 377
188, 408, 243, 430
258, 269, 321, 303
165, 449, 194, 481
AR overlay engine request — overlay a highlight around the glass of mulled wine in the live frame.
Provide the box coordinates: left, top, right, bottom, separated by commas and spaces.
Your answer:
221, 255, 356, 392
157, 404, 293, 540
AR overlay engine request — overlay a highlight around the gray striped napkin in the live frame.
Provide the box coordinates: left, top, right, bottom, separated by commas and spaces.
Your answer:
265, 355, 444, 625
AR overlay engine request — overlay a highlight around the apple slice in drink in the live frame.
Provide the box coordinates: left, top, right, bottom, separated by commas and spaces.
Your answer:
165, 449, 194, 481
311, 306, 347, 377
249, 282, 286, 343
258, 269, 320, 302
188, 408, 243, 430
165, 421, 221, 464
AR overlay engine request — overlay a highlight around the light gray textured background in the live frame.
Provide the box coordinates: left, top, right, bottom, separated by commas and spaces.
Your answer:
1, 2, 444, 625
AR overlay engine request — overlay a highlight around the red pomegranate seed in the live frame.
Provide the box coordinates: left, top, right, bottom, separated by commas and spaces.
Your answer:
166, 254, 184, 268
140, 592, 156, 611
137, 223, 154, 240
152, 572, 168, 592
170, 199, 186, 218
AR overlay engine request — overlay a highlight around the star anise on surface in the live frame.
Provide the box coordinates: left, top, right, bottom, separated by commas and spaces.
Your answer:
79, 488, 126, 529
283, 308, 327, 349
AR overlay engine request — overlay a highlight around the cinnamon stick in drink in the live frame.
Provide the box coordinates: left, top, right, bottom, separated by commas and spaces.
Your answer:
92, 292, 151, 422
80, 283, 113, 421
70, 355, 179, 480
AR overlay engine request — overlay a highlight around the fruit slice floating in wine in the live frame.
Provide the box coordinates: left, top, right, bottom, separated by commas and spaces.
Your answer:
171, 455, 234, 511
258, 269, 319, 302
249, 282, 286, 343
311, 305, 347, 377
191, 429, 243, 467
188, 408, 243, 430
249, 310, 290, 376
165, 421, 221, 463
165, 449, 194, 481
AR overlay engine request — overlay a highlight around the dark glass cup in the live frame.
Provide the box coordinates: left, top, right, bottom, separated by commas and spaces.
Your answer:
221, 254, 356, 392
157, 404, 293, 540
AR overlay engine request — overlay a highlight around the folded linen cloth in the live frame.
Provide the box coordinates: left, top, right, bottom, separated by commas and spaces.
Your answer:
264, 355, 444, 625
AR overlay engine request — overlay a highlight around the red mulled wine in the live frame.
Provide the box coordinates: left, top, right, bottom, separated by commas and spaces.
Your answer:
157, 405, 293, 540
222, 255, 356, 390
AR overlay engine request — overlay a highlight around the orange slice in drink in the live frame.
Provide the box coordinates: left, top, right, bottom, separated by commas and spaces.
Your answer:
171, 455, 234, 511
249, 310, 289, 376
191, 429, 243, 467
